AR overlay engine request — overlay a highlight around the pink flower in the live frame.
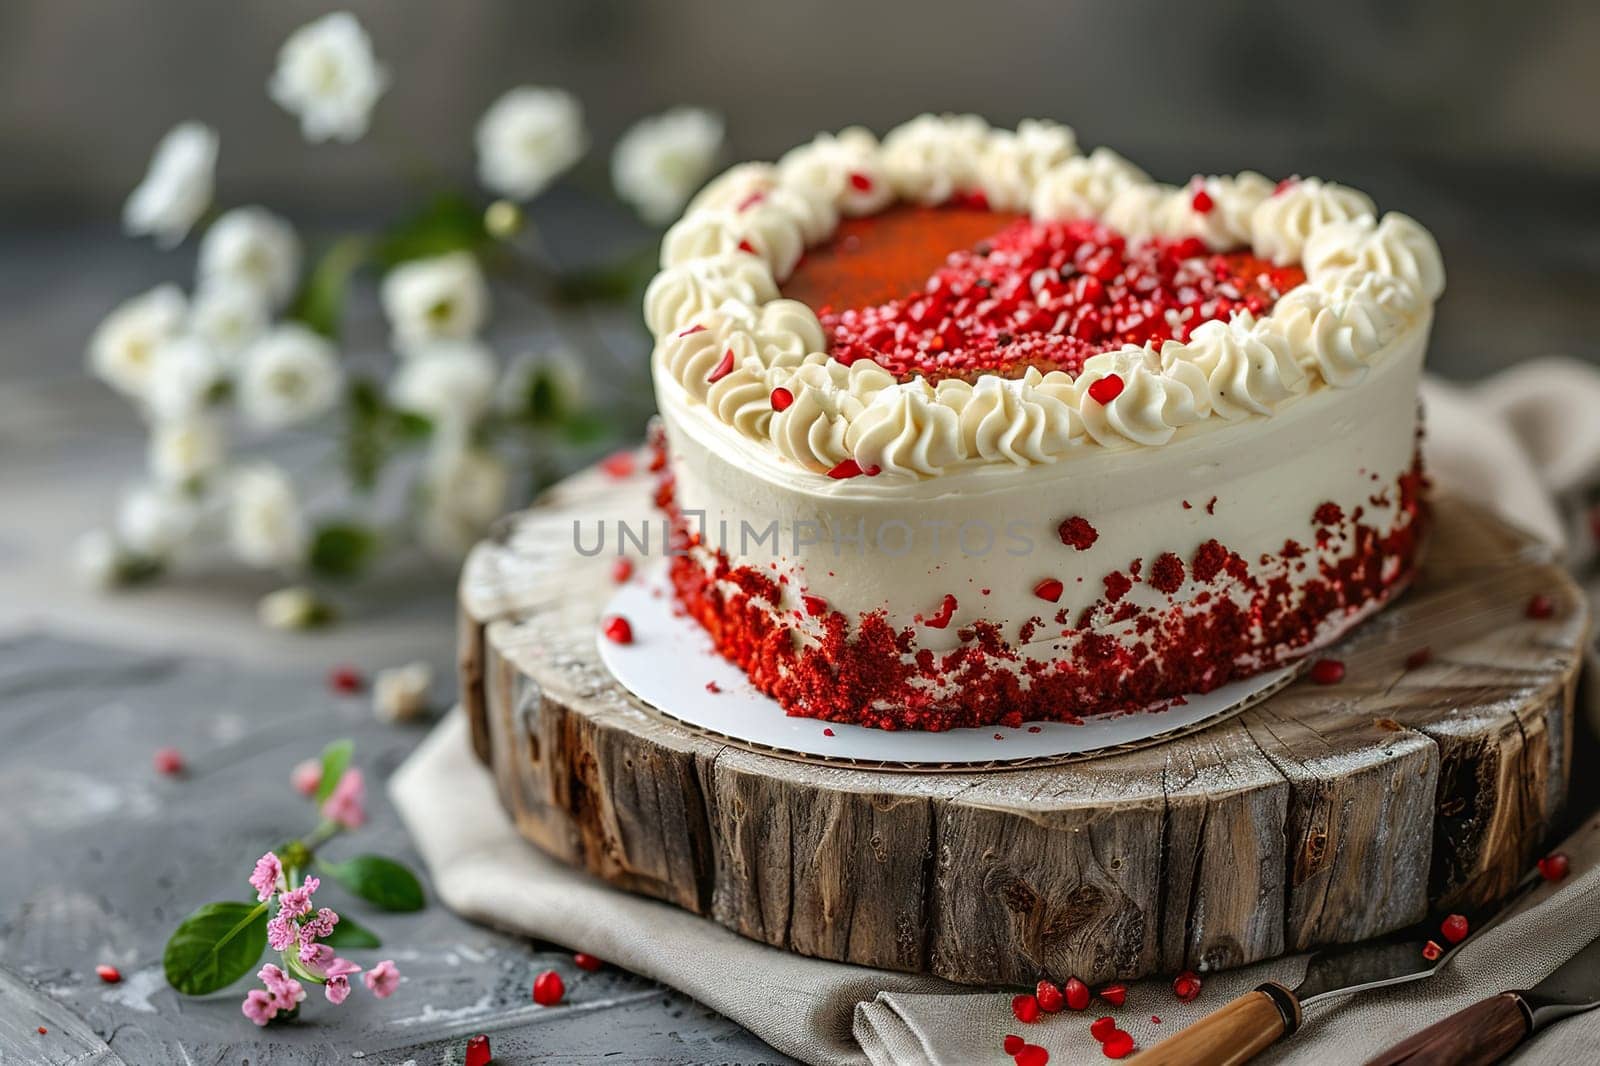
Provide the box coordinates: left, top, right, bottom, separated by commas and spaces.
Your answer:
321, 767, 367, 828
322, 957, 361, 1005
259, 964, 305, 1009
249, 852, 283, 902
363, 959, 400, 998
278, 877, 320, 919
299, 941, 335, 971
290, 758, 323, 797
266, 914, 297, 952
301, 907, 338, 940
242, 988, 277, 1026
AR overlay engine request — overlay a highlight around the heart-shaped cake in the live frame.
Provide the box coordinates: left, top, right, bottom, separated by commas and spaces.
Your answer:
643, 115, 1442, 731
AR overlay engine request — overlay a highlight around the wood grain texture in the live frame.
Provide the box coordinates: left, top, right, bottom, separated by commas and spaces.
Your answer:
458, 460, 1589, 985
1128, 986, 1293, 1066
1363, 992, 1530, 1066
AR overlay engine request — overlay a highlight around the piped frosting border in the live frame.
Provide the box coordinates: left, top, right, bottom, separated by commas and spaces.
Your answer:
645, 114, 1445, 478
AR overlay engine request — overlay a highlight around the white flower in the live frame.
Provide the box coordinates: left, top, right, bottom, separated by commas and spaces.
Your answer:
380, 252, 490, 353
475, 86, 587, 201
238, 324, 344, 430
198, 207, 302, 309
498, 345, 588, 419
269, 12, 387, 143
189, 281, 271, 361
373, 661, 433, 723
88, 285, 188, 399
146, 335, 228, 422
389, 340, 497, 429
257, 586, 333, 630
116, 482, 202, 558
229, 464, 308, 569
612, 107, 724, 224
418, 443, 508, 559
149, 416, 226, 485
123, 122, 217, 247
73, 530, 123, 589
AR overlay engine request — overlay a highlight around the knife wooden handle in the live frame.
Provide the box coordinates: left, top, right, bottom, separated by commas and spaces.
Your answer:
1364, 992, 1532, 1066
1130, 982, 1301, 1066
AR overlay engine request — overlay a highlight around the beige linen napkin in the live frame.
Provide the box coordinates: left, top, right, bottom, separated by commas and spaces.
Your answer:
392, 361, 1600, 1066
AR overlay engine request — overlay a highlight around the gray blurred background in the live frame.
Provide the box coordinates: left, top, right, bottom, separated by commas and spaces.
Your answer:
2, 0, 1598, 381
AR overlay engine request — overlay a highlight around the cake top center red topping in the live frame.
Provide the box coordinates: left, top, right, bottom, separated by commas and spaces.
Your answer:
781, 205, 1306, 383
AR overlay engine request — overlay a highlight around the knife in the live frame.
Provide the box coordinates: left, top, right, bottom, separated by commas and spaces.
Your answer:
1130, 880, 1535, 1066
1364, 932, 1600, 1065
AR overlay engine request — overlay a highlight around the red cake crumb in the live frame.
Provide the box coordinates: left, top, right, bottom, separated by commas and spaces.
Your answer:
1058, 516, 1099, 551
1149, 553, 1185, 594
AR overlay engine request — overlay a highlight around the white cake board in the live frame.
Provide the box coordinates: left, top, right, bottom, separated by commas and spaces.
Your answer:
595, 561, 1294, 767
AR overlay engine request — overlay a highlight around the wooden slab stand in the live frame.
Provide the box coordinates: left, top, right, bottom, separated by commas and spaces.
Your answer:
458, 462, 1588, 986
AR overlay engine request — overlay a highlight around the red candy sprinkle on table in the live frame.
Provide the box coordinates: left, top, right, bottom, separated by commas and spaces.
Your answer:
1014, 1044, 1049, 1066
1101, 1030, 1136, 1059
1173, 970, 1202, 1002
1441, 913, 1469, 944
1526, 593, 1555, 619
1011, 993, 1041, 1023
1090, 1016, 1118, 1041
600, 451, 635, 479
1064, 977, 1090, 1011
1097, 983, 1127, 1006
1539, 852, 1571, 882
327, 665, 364, 694
1422, 940, 1443, 961
612, 558, 634, 583
1309, 659, 1346, 685
153, 747, 185, 776
1004, 1034, 1026, 1055
573, 952, 603, 972
1034, 979, 1064, 1013
95, 964, 121, 984
602, 616, 633, 644
1032, 578, 1064, 603
464, 1034, 491, 1066
532, 969, 565, 1006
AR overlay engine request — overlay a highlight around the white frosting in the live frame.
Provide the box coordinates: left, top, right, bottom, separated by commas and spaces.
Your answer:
643, 254, 779, 337
1156, 172, 1275, 250
777, 127, 894, 217
770, 362, 869, 470
705, 363, 780, 439
1250, 178, 1376, 266
688, 162, 777, 214
1303, 212, 1446, 302
944, 369, 1083, 465
1273, 273, 1422, 387
654, 298, 825, 400
845, 379, 965, 476
880, 113, 990, 205
1031, 148, 1151, 222
976, 119, 1078, 212
1075, 345, 1212, 447
661, 202, 808, 280
1169, 311, 1308, 419
1102, 183, 1179, 238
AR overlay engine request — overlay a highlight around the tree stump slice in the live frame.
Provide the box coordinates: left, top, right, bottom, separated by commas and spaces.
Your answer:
458, 459, 1588, 985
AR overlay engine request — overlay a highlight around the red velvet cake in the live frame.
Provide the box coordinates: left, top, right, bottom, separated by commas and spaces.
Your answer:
643, 115, 1443, 731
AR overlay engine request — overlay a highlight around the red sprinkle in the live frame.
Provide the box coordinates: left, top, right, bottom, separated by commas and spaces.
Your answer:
706, 348, 736, 384
1422, 940, 1443, 961
327, 665, 364, 694
1526, 593, 1555, 619
1309, 659, 1346, 685
736, 239, 757, 256
770, 386, 795, 412
1032, 578, 1064, 603
848, 172, 874, 192
1003, 1034, 1026, 1055
37, 1026, 48, 1035
1090, 1016, 1118, 1041
1404, 647, 1433, 671
1057, 516, 1099, 551
1015, 1045, 1049, 1066
1539, 852, 1571, 882
827, 458, 866, 479
922, 594, 958, 630
1064, 976, 1090, 1011
602, 616, 633, 645
1151, 1015, 1162, 1025
1173, 971, 1202, 1002
465, 1034, 491, 1066
704, 681, 721, 694
95, 964, 121, 984
1011, 993, 1041, 1024
1034, 979, 1064, 1013
1191, 187, 1215, 214
153, 747, 185, 776
1087, 373, 1125, 405
822, 727, 835, 736
1101, 1030, 1135, 1059
1440, 913, 1469, 944
802, 594, 829, 617
600, 451, 636, 479
1096, 983, 1127, 1007
612, 558, 634, 583
532, 969, 565, 1006
573, 952, 603, 972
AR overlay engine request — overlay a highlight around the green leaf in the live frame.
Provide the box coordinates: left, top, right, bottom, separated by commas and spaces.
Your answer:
551, 244, 659, 305
308, 522, 380, 579
163, 901, 269, 995
322, 911, 382, 949
377, 194, 488, 267
315, 739, 354, 805
288, 235, 371, 339
319, 854, 426, 912
560, 410, 613, 446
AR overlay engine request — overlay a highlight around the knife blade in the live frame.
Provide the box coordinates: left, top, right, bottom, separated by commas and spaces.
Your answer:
1129, 874, 1537, 1066
1364, 932, 1600, 1065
